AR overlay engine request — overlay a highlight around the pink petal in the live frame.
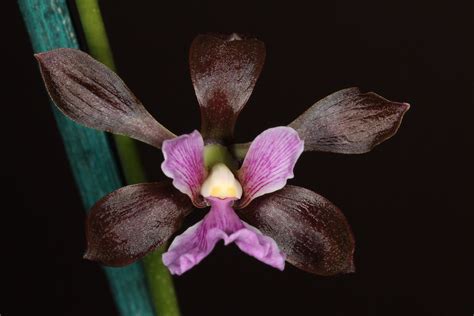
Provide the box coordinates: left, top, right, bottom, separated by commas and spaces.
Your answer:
162, 198, 285, 275
237, 127, 304, 208
161, 131, 207, 206
161, 219, 227, 275
228, 223, 285, 271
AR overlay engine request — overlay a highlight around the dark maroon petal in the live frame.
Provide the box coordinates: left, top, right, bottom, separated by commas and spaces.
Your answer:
190, 34, 266, 142
35, 48, 175, 148
239, 185, 355, 276
289, 87, 410, 154
84, 182, 193, 266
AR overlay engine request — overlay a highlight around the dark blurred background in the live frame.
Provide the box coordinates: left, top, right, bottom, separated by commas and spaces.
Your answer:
2, 0, 473, 315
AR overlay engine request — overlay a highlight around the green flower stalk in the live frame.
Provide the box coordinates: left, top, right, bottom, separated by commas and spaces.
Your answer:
74, 0, 180, 315
18, 0, 154, 315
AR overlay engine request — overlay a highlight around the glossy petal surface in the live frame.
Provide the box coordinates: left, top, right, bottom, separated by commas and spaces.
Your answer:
239, 185, 355, 276
190, 34, 265, 142
85, 182, 192, 266
36, 48, 175, 148
289, 87, 410, 153
163, 198, 284, 275
237, 127, 304, 208
161, 130, 207, 207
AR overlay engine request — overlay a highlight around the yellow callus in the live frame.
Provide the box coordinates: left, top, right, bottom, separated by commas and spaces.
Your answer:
200, 163, 242, 199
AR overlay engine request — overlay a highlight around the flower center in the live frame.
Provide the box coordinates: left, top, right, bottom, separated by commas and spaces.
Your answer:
200, 163, 242, 199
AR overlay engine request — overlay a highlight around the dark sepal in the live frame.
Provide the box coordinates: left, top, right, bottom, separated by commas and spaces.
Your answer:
190, 34, 265, 143
84, 182, 193, 266
289, 87, 410, 153
239, 185, 355, 276
35, 48, 175, 149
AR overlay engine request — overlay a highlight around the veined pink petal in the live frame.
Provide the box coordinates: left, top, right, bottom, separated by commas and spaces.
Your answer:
162, 198, 285, 275
237, 127, 304, 208
228, 223, 285, 271
161, 130, 207, 207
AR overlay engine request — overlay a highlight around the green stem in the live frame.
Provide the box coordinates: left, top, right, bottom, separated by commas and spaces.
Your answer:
74, 1, 180, 315
18, 1, 155, 314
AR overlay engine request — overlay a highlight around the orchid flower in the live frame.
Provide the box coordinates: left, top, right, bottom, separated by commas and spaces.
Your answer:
35, 34, 409, 276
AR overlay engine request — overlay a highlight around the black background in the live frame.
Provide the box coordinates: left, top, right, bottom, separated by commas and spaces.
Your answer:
2, 0, 473, 315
